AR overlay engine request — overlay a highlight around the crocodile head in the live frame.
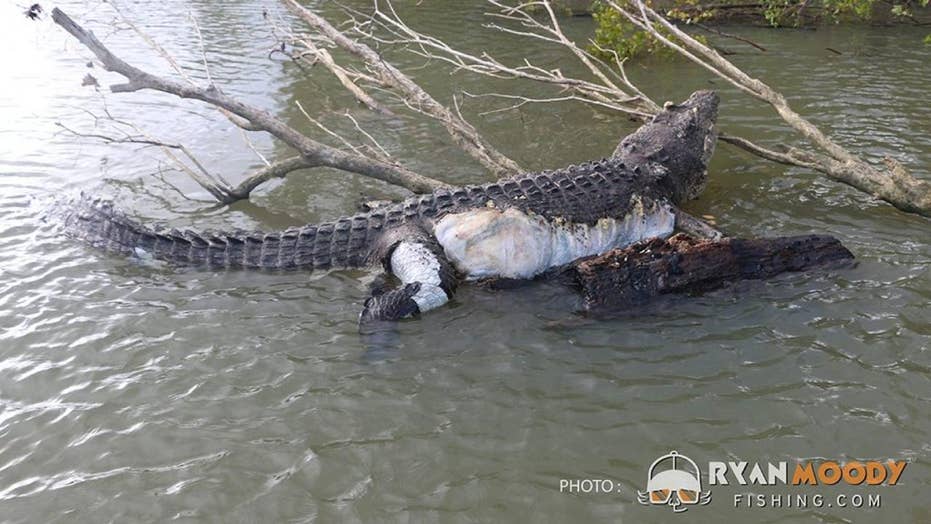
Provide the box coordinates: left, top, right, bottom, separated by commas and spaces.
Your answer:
614, 90, 720, 204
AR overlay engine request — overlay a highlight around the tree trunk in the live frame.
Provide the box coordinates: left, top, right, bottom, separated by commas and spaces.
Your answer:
570, 233, 854, 311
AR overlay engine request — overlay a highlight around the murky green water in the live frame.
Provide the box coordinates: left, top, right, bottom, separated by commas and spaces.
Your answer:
1, 1, 930, 522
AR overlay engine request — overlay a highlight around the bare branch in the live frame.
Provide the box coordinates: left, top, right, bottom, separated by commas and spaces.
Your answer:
55, 120, 233, 202
229, 156, 317, 199
609, 0, 931, 217
295, 100, 359, 152
367, 0, 660, 120
51, 7, 448, 199
187, 10, 214, 86
110, 2, 299, 170
110, 1, 193, 83
290, 29, 393, 115
344, 112, 392, 159
112, 1, 242, 136
222, 109, 263, 131
463, 90, 643, 116
239, 128, 271, 170
692, 23, 767, 52
281, 0, 523, 177
719, 133, 826, 171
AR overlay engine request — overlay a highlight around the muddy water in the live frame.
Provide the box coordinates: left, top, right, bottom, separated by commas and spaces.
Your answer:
1, 1, 929, 522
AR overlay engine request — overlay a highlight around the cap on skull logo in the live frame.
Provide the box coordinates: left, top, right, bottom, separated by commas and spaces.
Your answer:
637, 451, 712, 513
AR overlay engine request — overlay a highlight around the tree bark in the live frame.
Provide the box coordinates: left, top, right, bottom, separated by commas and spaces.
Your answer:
570, 233, 854, 311
282, 0, 524, 178
611, 0, 931, 218
51, 7, 448, 199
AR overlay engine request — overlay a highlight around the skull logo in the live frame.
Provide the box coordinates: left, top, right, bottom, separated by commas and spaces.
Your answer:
637, 451, 712, 513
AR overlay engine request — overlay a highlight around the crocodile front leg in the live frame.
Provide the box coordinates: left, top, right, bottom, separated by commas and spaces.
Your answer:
360, 231, 459, 323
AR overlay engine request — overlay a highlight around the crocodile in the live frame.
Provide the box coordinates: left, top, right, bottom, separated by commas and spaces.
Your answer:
59, 90, 719, 323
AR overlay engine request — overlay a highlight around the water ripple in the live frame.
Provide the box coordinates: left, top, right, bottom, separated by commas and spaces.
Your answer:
0, 2, 929, 522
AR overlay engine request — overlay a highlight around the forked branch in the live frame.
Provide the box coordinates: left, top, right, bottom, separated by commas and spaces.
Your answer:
608, 0, 931, 217
51, 7, 447, 204
280, 0, 523, 177
366, 0, 660, 118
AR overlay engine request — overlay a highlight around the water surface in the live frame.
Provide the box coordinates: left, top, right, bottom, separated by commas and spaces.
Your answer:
1, 1, 929, 522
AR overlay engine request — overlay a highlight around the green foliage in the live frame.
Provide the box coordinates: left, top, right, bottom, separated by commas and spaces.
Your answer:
924, 34, 931, 44
589, 1, 708, 61
759, 0, 877, 26
591, 0, 931, 56
761, 1, 792, 26
886, 0, 931, 19
824, 0, 876, 20
757, 0, 931, 26
890, 4, 911, 17
590, 1, 665, 60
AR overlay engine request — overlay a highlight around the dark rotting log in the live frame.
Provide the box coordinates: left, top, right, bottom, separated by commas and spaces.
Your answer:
570, 233, 854, 311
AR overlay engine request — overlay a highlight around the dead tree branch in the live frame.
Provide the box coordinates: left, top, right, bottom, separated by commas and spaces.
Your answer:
609, 0, 931, 217
56, 113, 318, 203
366, 0, 661, 119
111, 1, 269, 142
53, 0, 930, 220
283, 28, 392, 115
55, 117, 233, 201
280, 0, 523, 178
363, 0, 830, 207
229, 156, 316, 199
51, 7, 447, 204
571, 234, 854, 312
364, 0, 929, 218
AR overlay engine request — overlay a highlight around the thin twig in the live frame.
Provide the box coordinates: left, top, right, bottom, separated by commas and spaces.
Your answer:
188, 10, 214, 85
52, 7, 448, 197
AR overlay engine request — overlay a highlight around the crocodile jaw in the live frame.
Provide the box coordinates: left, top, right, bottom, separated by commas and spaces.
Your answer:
434, 196, 675, 280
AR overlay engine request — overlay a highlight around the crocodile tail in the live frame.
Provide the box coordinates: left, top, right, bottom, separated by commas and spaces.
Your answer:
57, 197, 376, 270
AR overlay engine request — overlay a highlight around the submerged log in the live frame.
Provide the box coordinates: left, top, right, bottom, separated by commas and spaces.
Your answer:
570, 233, 854, 311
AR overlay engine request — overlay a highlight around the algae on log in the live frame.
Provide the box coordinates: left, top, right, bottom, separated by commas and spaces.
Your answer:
570, 233, 854, 311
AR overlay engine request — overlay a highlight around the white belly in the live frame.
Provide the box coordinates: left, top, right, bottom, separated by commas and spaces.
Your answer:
433, 196, 675, 279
